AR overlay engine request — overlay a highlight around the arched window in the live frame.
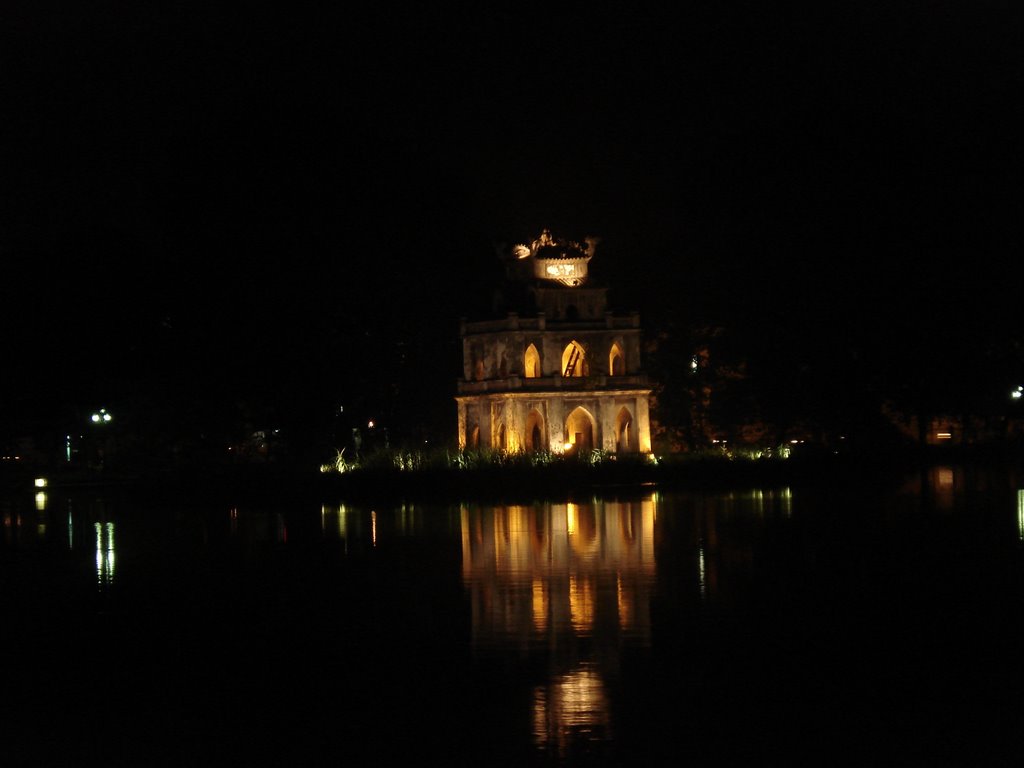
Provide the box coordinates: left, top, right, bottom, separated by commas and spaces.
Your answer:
497, 423, 507, 451
609, 342, 625, 376
524, 344, 541, 378
468, 425, 480, 449
561, 341, 587, 377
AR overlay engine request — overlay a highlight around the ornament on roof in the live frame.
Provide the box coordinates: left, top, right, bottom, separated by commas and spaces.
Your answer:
514, 228, 598, 286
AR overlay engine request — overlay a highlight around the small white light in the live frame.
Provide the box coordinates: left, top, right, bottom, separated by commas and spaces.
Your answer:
91, 414, 100, 423
34, 478, 47, 488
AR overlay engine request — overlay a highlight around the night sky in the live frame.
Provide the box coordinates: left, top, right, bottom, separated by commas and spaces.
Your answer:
2, 4, 1021, 453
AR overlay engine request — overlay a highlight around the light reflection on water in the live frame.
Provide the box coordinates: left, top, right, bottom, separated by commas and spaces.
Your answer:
94, 520, 115, 585
533, 663, 611, 752
460, 499, 656, 647
1, 466, 1020, 766
1017, 488, 1023, 540
458, 498, 657, 755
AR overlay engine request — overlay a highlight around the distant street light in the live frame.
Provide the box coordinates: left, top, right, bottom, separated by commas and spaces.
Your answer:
1012, 386, 1023, 400
90, 408, 113, 423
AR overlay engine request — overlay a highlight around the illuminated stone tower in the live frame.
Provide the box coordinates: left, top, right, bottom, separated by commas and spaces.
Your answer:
456, 229, 652, 455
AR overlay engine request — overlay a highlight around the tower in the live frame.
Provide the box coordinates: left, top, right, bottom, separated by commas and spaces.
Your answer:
455, 229, 652, 455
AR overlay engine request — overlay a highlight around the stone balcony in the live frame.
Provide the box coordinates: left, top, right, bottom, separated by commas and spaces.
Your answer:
456, 373, 650, 395
461, 311, 641, 336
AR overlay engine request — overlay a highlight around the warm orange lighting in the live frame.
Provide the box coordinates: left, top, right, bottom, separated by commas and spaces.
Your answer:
524, 344, 541, 378
609, 342, 624, 376
561, 341, 586, 377
937, 432, 952, 440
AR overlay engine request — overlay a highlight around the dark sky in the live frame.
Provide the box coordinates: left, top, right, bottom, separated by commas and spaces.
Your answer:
2, 3, 1021, 443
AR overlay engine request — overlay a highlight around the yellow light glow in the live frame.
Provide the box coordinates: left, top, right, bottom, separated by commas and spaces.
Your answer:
546, 263, 574, 276
937, 432, 952, 439
34, 477, 47, 488
35, 492, 47, 511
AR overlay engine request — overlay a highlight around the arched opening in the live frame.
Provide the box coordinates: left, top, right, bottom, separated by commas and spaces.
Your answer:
524, 344, 541, 378
525, 409, 545, 452
468, 425, 480, 449
474, 358, 485, 381
565, 406, 596, 453
615, 407, 633, 452
561, 341, 587, 377
496, 423, 507, 451
609, 342, 625, 376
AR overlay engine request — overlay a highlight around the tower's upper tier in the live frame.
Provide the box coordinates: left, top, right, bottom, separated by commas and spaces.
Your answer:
510, 229, 600, 287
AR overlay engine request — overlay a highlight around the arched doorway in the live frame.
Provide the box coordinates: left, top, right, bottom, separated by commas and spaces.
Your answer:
468, 425, 480, 449
496, 423, 507, 451
525, 409, 545, 452
615, 407, 633, 452
565, 406, 596, 453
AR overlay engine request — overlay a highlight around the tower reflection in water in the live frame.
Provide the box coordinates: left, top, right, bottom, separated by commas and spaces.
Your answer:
460, 496, 656, 754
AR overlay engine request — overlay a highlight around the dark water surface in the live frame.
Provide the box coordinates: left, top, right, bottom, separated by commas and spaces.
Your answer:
2, 464, 1021, 766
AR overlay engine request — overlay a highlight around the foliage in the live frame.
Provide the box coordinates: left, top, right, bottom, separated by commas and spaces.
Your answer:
318, 445, 619, 475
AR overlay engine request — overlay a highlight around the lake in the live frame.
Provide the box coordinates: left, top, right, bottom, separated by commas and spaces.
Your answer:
2, 462, 1021, 766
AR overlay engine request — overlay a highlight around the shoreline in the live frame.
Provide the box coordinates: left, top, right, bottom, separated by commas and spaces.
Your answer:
6, 443, 1021, 506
